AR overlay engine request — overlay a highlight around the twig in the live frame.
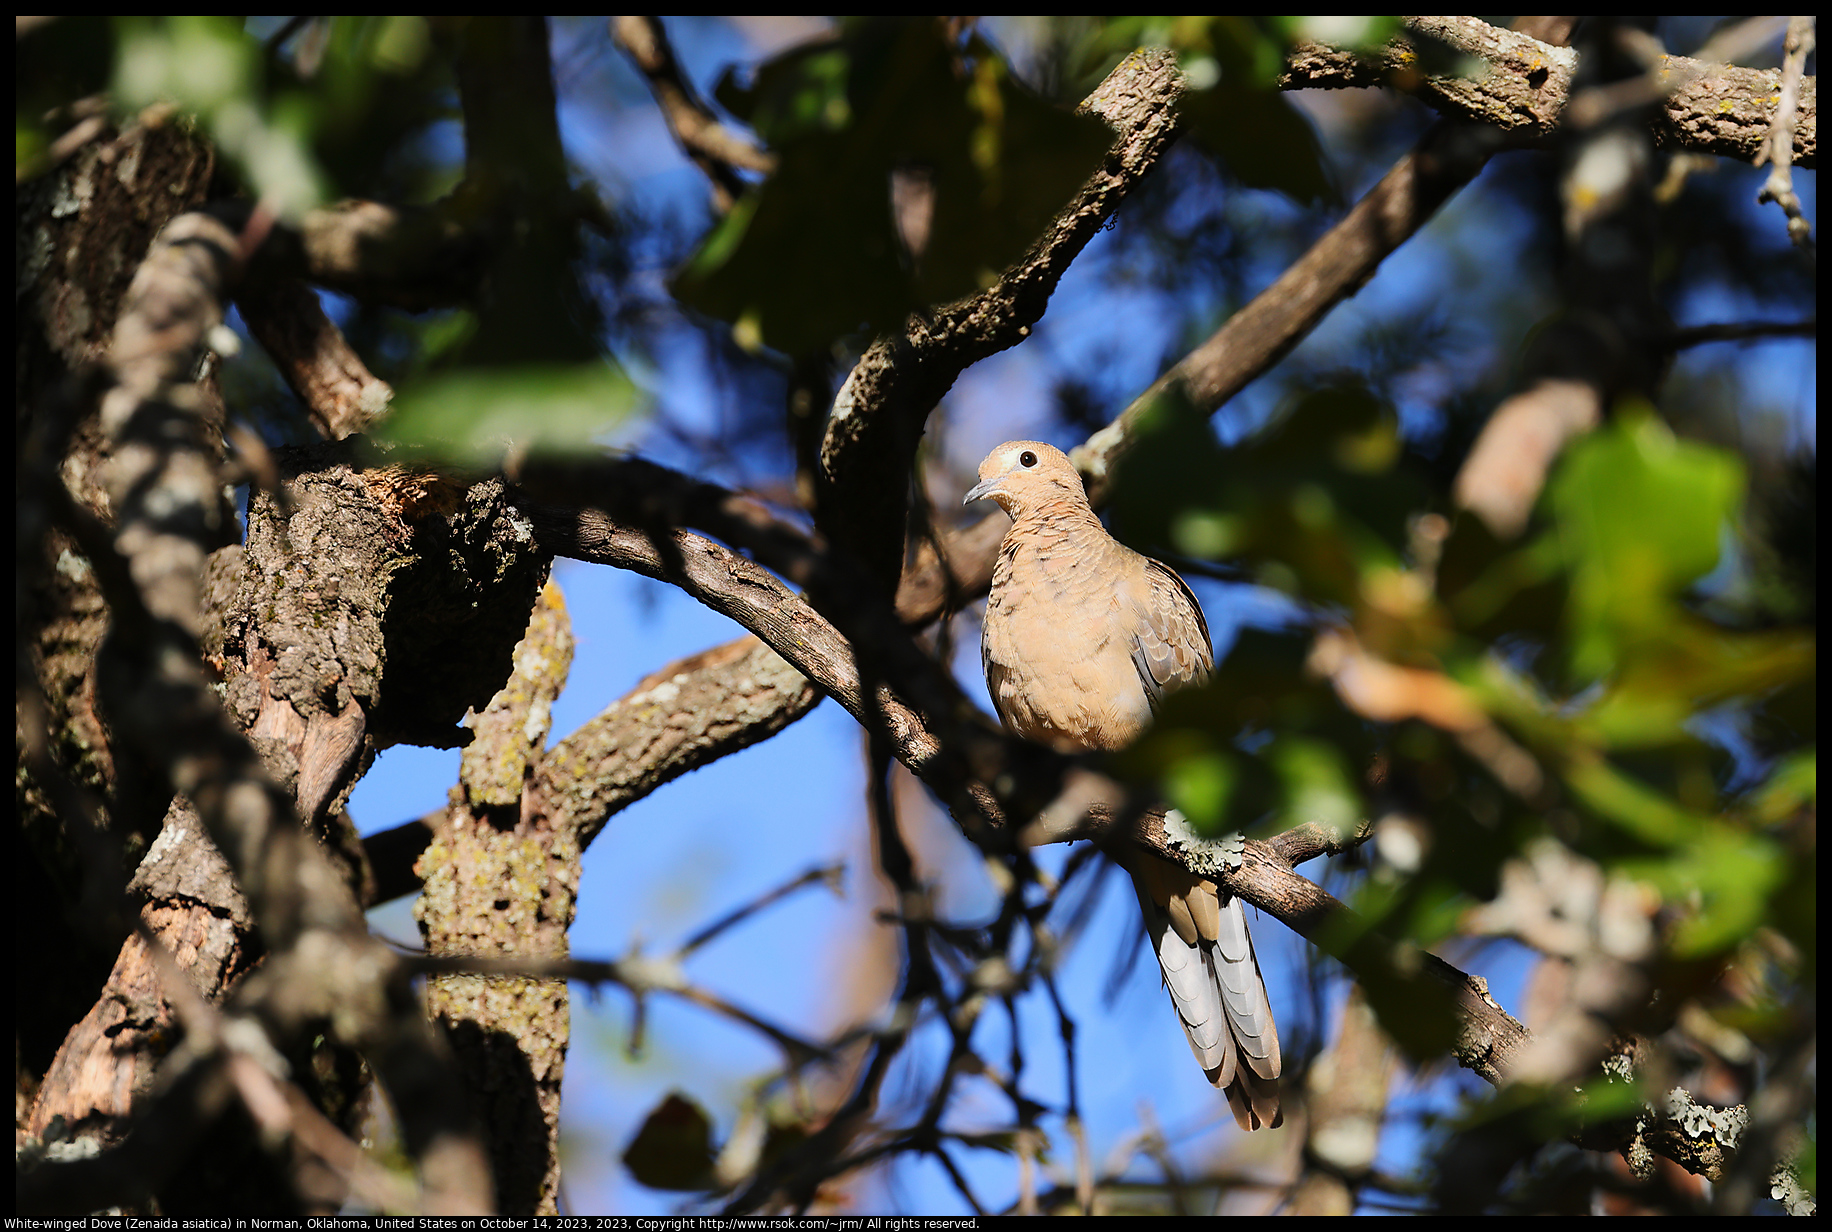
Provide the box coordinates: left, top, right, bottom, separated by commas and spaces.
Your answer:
680, 862, 847, 956
1667, 318, 1816, 348
1754, 16, 1816, 246
611, 15, 775, 214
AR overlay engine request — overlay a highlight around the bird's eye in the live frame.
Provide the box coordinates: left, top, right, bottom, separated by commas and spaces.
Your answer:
1019, 450, 1037, 468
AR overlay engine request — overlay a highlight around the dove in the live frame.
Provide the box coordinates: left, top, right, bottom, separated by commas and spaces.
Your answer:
965, 440, 1281, 1130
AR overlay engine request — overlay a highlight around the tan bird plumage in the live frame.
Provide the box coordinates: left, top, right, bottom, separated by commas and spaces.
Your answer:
965, 440, 1281, 1131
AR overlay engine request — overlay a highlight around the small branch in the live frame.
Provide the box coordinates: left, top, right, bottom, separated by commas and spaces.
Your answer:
1667, 318, 1816, 349
235, 278, 393, 439
817, 47, 1189, 592
612, 15, 775, 213
679, 863, 846, 956
401, 951, 830, 1066
1075, 120, 1504, 495
1753, 16, 1817, 246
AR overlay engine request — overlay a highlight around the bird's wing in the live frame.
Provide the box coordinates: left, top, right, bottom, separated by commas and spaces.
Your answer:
1128, 556, 1214, 710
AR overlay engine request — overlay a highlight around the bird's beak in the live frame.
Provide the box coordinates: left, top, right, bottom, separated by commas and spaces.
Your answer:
963, 476, 999, 507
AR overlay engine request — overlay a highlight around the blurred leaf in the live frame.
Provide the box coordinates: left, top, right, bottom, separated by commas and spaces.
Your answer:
1751, 749, 1815, 826
17, 122, 50, 179
1652, 830, 1786, 957
1275, 15, 1406, 52
292, 17, 454, 202
1118, 628, 1376, 840
113, 17, 329, 219
716, 42, 851, 142
1073, 16, 1336, 205
1114, 383, 1424, 608
1558, 751, 1790, 958
676, 18, 1112, 354
1140, 627, 1347, 748
1443, 1074, 1650, 1155
1548, 410, 1746, 684
622, 1093, 717, 1192
1310, 892, 1462, 1060
377, 362, 638, 464
1439, 516, 1567, 642
1561, 752, 1702, 848
1179, 85, 1335, 206
1163, 747, 1279, 836
1577, 624, 1814, 750
1267, 736, 1363, 834
15, 18, 117, 172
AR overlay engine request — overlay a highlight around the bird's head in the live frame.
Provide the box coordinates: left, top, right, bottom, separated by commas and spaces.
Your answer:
962, 440, 1090, 519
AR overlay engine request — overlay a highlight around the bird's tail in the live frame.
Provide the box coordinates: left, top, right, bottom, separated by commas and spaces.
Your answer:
1129, 852, 1283, 1131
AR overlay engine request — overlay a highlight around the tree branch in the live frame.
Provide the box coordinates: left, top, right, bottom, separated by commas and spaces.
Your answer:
55, 205, 494, 1214
541, 634, 821, 851
513, 493, 1535, 1092
1288, 16, 1814, 168
1074, 118, 1505, 495
611, 15, 775, 214
817, 47, 1190, 591
234, 277, 392, 439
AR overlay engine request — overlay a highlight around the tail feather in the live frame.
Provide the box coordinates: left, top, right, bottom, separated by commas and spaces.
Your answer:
1129, 860, 1282, 1129
1211, 894, 1282, 1078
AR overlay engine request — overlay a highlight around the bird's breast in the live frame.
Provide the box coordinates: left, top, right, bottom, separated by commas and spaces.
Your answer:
983, 535, 1153, 752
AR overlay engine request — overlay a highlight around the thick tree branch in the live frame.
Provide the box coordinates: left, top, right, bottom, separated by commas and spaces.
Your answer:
1289, 16, 1814, 168
25, 206, 494, 1216
514, 494, 1535, 1092
513, 498, 995, 805
360, 635, 820, 905
540, 634, 821, 851
1286, 16, 1577, 135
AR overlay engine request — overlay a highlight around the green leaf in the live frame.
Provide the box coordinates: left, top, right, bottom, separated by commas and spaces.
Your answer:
1576, 624, 1814, 750
1074, 16, 1337, 204
1751, 749, 1816, 825
1112, 383, 1422, 607
1163, 748, 1254, 834
113, 17, 329, 219
1621, 829, 1787, 958
1561, 753, 1702, 848
1547, 410, 1746, 683
377, 362, 639, 465
675, 19, 1112, 355
1267, 736, 1363, 834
